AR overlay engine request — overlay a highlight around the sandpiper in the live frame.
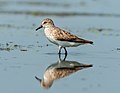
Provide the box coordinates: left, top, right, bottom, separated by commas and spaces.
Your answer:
36, 18, 93, 54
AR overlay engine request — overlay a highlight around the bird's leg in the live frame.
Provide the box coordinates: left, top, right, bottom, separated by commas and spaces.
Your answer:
58, 51, 67, 62
58, 46, 67, 55
58, 46, 62, 54
63, 47, 67, 55
63, 51, 67, 61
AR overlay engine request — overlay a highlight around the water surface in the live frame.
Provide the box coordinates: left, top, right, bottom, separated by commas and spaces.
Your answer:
0, 0, 120, 93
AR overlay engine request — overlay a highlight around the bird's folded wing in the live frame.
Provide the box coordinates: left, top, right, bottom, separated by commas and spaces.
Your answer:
52, 27, 92, 44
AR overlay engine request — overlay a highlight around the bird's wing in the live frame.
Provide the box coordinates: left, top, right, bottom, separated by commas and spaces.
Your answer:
52, 27, 93, 44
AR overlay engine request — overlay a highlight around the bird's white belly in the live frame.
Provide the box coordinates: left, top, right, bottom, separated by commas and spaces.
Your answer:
47, 37, 81, 47
54, 39, 81, 47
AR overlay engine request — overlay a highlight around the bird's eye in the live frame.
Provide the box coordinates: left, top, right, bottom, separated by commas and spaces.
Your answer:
43, 22, 47, 24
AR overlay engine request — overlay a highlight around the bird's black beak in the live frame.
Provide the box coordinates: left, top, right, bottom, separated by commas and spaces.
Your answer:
36, 25, 43, 31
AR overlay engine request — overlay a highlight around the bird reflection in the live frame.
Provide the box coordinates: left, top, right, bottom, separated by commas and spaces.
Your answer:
35, 54, 93, 89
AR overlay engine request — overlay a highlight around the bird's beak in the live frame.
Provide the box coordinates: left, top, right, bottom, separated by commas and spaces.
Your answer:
36, 25, 43, 31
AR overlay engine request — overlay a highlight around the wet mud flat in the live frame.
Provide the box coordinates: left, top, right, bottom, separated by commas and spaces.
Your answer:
0, 0, 120, 93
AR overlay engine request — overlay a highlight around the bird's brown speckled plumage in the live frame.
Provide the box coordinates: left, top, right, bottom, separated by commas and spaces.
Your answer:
49, 26, 93, 44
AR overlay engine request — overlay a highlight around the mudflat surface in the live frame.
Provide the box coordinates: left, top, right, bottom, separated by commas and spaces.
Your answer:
0, 0, 120, 93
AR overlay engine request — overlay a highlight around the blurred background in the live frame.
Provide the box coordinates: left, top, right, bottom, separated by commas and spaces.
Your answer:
0, 0, 120, 93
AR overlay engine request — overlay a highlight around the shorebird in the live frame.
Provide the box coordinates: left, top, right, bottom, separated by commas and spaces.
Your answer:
36, 18, 93, 54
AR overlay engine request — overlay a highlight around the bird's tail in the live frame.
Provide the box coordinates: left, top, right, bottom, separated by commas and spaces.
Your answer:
83, 40, 93, 44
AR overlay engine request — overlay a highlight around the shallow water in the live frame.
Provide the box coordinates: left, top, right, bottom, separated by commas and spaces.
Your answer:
0, 0, 120, 93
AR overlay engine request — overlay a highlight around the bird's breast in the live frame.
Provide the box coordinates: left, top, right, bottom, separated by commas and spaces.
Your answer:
44, 28, 52, 37
44, 28, 59, 46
